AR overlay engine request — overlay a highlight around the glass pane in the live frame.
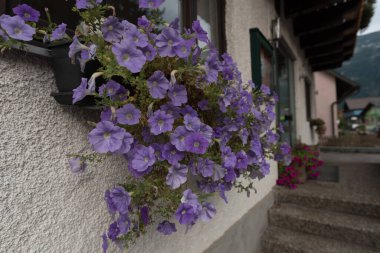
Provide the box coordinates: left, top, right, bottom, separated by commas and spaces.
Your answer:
260, 47, 273, 87
196, 0, 219, 48
277, 52, 292, 144
6, 0, 146, 30
159, 0, 181, 24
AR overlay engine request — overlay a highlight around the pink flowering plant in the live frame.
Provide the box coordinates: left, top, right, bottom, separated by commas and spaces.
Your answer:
0, 0, 291, 251
277, 143, 324, 189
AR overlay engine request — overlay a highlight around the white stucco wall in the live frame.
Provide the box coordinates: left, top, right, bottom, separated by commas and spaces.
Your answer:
0, 5, 277, 253
1, 0, 317, 252
225, 0, 315, 145
314, 71, 338, 137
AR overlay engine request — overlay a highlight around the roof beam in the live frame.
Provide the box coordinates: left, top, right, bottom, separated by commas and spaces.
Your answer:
284, 0, 356, 18
293, 0, 360, 36
312, 62, 343, 71
309, 52, 343, 66
299, 20, 356, 48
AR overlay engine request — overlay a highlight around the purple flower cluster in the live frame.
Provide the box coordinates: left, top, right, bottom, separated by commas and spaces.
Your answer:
0, 0, 290, 251
0, 14, 35, 41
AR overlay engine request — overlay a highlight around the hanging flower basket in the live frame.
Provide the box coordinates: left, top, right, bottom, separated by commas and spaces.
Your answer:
0, 1, 291, 252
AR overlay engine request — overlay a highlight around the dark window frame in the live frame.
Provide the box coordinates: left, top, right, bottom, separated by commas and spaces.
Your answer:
182, 0, 226, 53
249, 28, 274, 89
1, 0, 226, 52
305, 79, 312, 121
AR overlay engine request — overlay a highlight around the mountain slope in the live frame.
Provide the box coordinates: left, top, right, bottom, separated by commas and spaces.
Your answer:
337, 31, 380, 98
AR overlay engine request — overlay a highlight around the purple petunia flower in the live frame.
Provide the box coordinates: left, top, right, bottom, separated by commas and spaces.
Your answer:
102, 16, 124, 43
222, 146, 237, 169
198, 158, 214, 177
166, 163, 188, 189
169, 17, 180, 31
76, 0, 103, 9
174, 39, 194, 58
213, 164, 226, 181
200, 202, 216, 222
280, 142, 292, 155
12, 4, 40, 22
124, 26, 148, 48
116, 104, 141, 125
170, 126, 189, 152
184, 115, 201, 132
102, 233, 108, 253
0, 15, 35, 41
148, 110, 174, 135
168, 84, 187, 106
205, 52, 219, 83
260, 160, 270, 175
76, 0, 88, 9
68, 157, 87, 173
100, 108, 114, 122
141, 44, 156, 62
157, 220, 177, 235
130, 145, 156, 173
140, 206, 149, 225
198, 100, 209, 111
147, 71, 170, 99
51, 23, 67, 41
236, 151, 248, 170
78, 44, 97, 72
139, 0, 164, 9
117, 213, 131, 235
99, 80, 121, 98
266, 130, 279, 144
239, 128, 249, 145
107, 222, 120, 242
152, 143, 164, 160
112, 38, 146, 73
155, 27, 181, 57
105, 186, 131, 214
181, 105, 198, 118
116, 131, 134, 154
161, 103, 181, 118
68, 36, 88, 60
138, 15, 151, 31
72, 78, 88, 104
181, 189, 200, 206
162, 143, 184, 165
175, 203, 197, 225
88, 121, 126, 153
224, 167, 237, 182
180, 189, 202, 218
192, 20, 208, 42
184, 133, 209, 154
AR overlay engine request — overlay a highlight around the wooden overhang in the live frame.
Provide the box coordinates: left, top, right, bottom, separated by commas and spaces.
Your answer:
283, 0, 364, 71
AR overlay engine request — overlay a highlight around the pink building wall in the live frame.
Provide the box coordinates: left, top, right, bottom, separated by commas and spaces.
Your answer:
314, 72, 338, 137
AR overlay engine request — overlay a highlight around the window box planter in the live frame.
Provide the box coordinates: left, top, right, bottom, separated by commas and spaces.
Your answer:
16, 42, 100, 107
49, 43, 100, 107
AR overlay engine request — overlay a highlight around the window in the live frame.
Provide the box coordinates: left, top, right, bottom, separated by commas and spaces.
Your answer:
305, 80, 312, 121
1, 0, 226, 51
249, 28, 274, 88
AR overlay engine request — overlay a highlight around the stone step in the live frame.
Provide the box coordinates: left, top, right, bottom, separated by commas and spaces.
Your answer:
275, 184, 380, 219
269, 203, 380, 249
261, 226, 379, 253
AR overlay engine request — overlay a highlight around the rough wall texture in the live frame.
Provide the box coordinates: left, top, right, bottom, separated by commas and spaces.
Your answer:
0, 0, 316, 251
0, 10, 276, 253
225, 0, 316, 145
314, 72, 338, 137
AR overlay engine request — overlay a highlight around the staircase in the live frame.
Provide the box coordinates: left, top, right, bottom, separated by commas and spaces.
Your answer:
261, 182, 380, 253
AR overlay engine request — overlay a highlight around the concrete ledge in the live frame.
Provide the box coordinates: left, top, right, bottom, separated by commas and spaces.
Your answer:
204, 191, 274, 253
321, 146, 380, 154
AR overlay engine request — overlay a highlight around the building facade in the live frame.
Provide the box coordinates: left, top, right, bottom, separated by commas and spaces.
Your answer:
0, 0, 363, 252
